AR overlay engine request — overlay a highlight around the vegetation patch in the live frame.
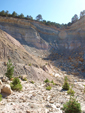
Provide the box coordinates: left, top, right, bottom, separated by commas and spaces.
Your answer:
30, 81, 34, 84
22, 77, 27, 81
19, 75, 21, 78
62, 76, 69, 90
44, 78, 50, 83
51, 80, 56, 85
0, 94, 2, 101
10, 77, 22, 91
67, 88, 75, 96
29, 64, 31, 66
5, 60, 14, 80
62, 96, 81, 113
46, 86, 52, 90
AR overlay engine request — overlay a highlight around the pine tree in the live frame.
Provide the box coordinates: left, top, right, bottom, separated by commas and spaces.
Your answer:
5, 60, 14, 79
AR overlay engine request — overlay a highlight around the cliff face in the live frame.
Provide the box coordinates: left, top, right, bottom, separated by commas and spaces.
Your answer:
0, 16, 85, 60
0, 17, 49, 50
32, 21, 85, 52
31, 20, 85, 62
0, 16, 85, 77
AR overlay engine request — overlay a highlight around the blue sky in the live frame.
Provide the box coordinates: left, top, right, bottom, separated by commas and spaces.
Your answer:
0, 0, 85, 24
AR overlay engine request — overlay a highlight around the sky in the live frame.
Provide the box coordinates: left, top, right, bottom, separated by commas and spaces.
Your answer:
0, 0, 85, 24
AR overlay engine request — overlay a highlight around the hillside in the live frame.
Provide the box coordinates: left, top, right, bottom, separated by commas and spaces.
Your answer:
0, 16, 85, 113
0, 29, 39, 65
0, 16, 85, 54
0, 16, 85, 78
0, 29, 57, 82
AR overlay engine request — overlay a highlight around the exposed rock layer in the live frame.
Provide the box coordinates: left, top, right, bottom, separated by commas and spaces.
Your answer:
0, 16, 85, 56
0, 16, 85, 78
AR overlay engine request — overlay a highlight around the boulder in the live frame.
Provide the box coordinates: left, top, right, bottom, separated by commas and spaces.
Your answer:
1, 84, 12, 94
42, 65, 49, 72
0, 79, 3, 85
21, 75, 27, 80
2, 76, 9, 82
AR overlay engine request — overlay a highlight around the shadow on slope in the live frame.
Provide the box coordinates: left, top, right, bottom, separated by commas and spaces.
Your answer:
43, 47, 85, 79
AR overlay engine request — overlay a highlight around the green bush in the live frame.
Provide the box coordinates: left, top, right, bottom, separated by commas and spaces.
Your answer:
10, 77, 22, 91
62, 76, 69, 90
23, 77, 27, 81
19, 75, 21, 78
67, 88, 75, 96
44, 78, 50, 83
5, 60, 14, 79
46, 86, 52, 90
12, 77, 21, 85
45, 63, 48, 65
29, 64, 31, 66
30, 81, 34, 84
0, 94, 2, 101
11, 83, 22, 91
62, 82, 69, 90
62, 96, 81, 113
51, 80, 56, 85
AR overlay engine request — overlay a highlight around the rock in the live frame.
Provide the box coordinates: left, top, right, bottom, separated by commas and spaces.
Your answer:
7, 99, 12, 102
2, 76, 9, 82
45, 104, 52, 108
26, 111, 30, 113
42, 65, 49, 72
56, 82, 61, 86
21, 75, 27, 80
20, 97, 26, 102
45, 83, 53, 87
56, 103, 60, 108
1, 84, 12, 94
6, 80, 11, 84
49, 100, 54, 104
4, 61, 7, 66
42, 64, 53, 75
10, 78, 14, 81
79, 58, 84, 62
0, 79, 2, 85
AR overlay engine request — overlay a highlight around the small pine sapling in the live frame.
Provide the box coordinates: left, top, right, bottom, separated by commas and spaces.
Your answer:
62, 76, 69, 90
62, 96, 81, 113
5, 60, 14, 80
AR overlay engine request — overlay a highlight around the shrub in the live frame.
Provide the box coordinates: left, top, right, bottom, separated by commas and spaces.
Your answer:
10, 77, 22, 91
46, 86, 52, 90
11, 84, 22, 91
12, 77, 21, 85
62, 82, 69, 90
64, 76, 68, 81
62, 96, 81, 113
45, 63, 48, 65
19, 75, 21, 78
44, 78, 50, 83
0, 94, 2, 101
67, 88, 75, 96
30, 81, 34, 84
5, 60, 14, 80
62, 76, 69, 90
29, 64, 31, 66
51, 80, 54, 83
23, 77, 27, 81
51, 80, 56, 85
